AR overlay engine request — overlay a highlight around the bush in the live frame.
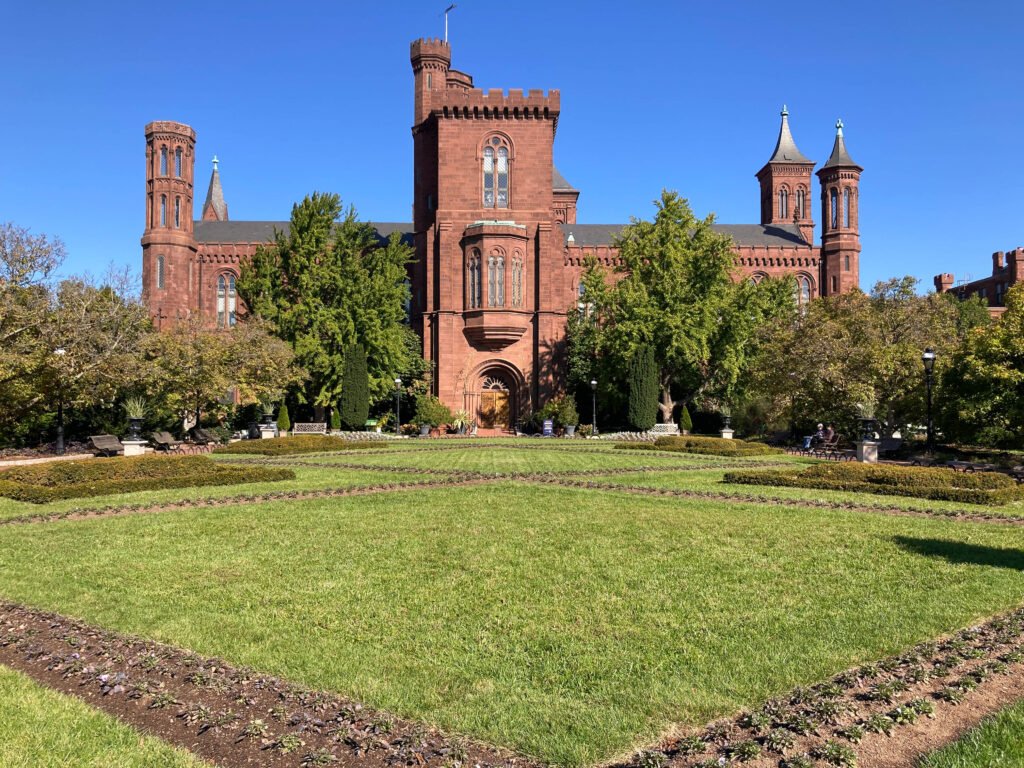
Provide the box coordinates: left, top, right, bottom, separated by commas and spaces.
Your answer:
539, 395, 579, 429
338, 344, 369, 430
277, 404, 291, 433
330, 407, 342, 431
0, 455, 294, 503
413, 395, 452, 428
679, 405, 693, 433
723, 462, 1024, 505
212, 435, 382, 456
627, 435, 785, 457
627, 345, 658, 432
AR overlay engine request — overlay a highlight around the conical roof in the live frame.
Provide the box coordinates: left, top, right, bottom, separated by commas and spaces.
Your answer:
768, 106, 813, 164
201, 156, 228, 221
823, 119, 858, 167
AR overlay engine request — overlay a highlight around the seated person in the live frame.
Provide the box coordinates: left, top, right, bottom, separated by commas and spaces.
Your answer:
803, 423, 825, 450
824, 424, 836, 443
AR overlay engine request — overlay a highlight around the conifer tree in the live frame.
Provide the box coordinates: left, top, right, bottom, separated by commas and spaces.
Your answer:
338, 344, 369, 430
277, 403, 291, 433
679, 405, 692, 434
627, 344, 658, 431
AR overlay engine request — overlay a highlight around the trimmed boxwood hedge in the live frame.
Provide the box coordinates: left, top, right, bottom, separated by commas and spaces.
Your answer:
211, 435, 383, 456
615, 436, 784, 457
723, 462, 1024, 505
0, 455, 295, 504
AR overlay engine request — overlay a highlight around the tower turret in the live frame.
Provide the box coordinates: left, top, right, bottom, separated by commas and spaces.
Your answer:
816, 120, 862, 296
410, 38, 451, 126
201, 155, 229, 221
756, 107, 816, 243
141, 121, 197, 325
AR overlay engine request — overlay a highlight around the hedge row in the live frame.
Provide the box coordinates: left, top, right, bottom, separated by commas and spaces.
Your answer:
615, 435, 785, 457
211, 435, 384, 456
723, 463, 1024, 505
0, 455, 294, 503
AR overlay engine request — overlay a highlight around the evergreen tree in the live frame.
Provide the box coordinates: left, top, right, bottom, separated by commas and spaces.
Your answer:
679, 405, 693, 433
277, 404, 291, 433
627, 344, 658, 431
338, 344, 369, 430
330, 407, 341, 431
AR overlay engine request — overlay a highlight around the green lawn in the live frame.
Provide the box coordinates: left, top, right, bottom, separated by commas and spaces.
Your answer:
0, 466, 430, 523
1, 483, 1024, 764
584, 466, 1024, 518
919, 698, 1024, 767
0, 664, 204, 768
265, 446, 785, 473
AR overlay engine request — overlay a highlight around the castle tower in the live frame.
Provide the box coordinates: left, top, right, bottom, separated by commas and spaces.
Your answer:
816, 120, 862, 296
756, 107, 816, 244
201, 156, 229, 221
410, 38, 451, 126
141, 121, 197, 326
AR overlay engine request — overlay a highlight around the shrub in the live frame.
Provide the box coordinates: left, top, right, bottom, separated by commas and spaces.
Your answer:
0, 455, 294, 503
277, 404, 291, 433
413, 395, 452, 428
539, 396, 579, 429
627, 345, 658, 432
624, 435, 784, 457
211, 435, 383, 456
330, 407, 341, 431
679, 405, 693, 433
723, 462, 1024, 505
338, 344, 369, 430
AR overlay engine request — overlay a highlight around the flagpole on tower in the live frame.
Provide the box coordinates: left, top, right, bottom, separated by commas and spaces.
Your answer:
444, 4, 455, 42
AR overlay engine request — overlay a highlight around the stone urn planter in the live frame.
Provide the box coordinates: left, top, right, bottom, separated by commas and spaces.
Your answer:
419, 424, 431, 436
565, 424, 576, 437
128, 418, 143, 441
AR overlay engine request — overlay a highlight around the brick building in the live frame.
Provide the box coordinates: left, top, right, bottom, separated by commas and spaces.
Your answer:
933, 248, 1024, 318
142, 38, 863, 430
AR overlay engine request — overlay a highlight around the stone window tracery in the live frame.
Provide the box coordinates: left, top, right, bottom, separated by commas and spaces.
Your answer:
482, 136, 510, 209
217, 274, 237, 328
481, 377, 508, 391
156, 255, 165, 289
511, 254, 523, 307
467, 250, 482, 308
487, 255, 496, 306
796, 275, 812, 305
495, 255, 505, 306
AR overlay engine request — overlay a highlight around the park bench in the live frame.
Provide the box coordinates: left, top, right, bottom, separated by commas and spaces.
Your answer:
947, 460, 997, 473
89, 434, 124, 457
1010, 466, 1024, 483
292, 422, 327, 435
152, 431, 184, 454
877, 437, 904, 457
809, 433, 842, 460
190, 427, 220, 446
909, 456, 936, 467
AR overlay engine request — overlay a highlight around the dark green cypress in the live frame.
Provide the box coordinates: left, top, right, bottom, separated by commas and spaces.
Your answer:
627, 344, 658, 432
338, 344, 369, 430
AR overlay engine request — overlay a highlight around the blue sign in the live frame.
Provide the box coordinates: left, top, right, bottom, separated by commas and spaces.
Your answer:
542, 419, 554, 435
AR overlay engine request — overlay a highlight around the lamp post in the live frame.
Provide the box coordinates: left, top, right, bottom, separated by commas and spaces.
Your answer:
394, 377, 402, 436
54, 347, 66, 456
922, 347, 936, 454
590, 379, 598, 436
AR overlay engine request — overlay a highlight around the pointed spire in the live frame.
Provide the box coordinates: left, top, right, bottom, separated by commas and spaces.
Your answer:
768, 106, 813, 164
823, 119, 857, 167
201, 156, 229, 221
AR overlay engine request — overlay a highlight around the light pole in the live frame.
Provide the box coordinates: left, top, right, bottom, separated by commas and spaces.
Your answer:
590, 379, 598, 436
394, 377, 402, 436
54, 347, 66, 456
922, 347, 936, 454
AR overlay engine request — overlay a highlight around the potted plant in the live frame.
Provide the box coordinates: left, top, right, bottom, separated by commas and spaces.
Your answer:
414, 395, 452, 437
556, 395, 579, 437
124, 396, 146, 441
260, 400, 276, 426
451, 409, 471, 435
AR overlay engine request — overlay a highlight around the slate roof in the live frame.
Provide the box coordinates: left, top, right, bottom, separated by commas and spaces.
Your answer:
553, 167, 577, 191
194, 220, 414, 246
767, 109, 813, 164
559, 222, 811, 248
202, 167, 228, 221
823, 121, 859, 168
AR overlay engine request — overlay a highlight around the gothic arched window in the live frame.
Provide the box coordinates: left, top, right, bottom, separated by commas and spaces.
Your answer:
495, 255, 505, 306
160, 195, 166, 227
174, 196, 180, 228
842, 188, 850, 228
174, 148, 182, 177
511, 255, 523, 307
156, 255, 165, 289
482, 136, 510, 209
830, 189, 839, 228
217, 275, 226, 327
779, 188, 788, 219
796, 188, 805, 218
160, 147, 167, 176
227, 275, 236, 325
796, 276, 812, 305
467, 250, 482, 308
487, 254, 497, 306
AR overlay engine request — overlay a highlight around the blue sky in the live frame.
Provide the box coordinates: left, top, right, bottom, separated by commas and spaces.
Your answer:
2, 0, 1021, 291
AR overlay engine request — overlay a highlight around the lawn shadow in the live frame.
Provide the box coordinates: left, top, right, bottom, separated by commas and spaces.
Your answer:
893, 535, 1024, 571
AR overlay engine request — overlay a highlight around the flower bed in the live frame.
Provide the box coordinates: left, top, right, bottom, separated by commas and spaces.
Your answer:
211, 435, 384, 456
0, 455, 294, 503
616, 435, 784, 457
723, 462, 1024, 505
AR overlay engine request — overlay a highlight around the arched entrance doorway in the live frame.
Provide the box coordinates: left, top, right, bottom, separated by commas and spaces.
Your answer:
478, 375, 511, 429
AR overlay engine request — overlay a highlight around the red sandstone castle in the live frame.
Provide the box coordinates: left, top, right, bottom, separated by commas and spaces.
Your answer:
142, 38, 863, 430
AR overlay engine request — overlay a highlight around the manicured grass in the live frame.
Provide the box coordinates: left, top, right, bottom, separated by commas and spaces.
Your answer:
0, 664, 203, 768
584, 467, 1024, 517
0, 466, 430, 522
919, 698, 1024, 767
283, 446, 778, 473
1, 484, 1024, 764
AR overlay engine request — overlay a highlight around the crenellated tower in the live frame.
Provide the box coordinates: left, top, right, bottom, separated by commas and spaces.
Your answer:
756, 107, 816, 244
816, 120, 862, 296
141, 120, 197, 326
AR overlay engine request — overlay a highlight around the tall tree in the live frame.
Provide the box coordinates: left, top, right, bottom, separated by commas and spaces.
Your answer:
627, 344, 658, 431
237, 193, 423, 410
337, 343, 369, 430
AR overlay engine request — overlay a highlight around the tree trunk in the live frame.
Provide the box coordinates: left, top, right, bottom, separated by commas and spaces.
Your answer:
658, 373, 675, 424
